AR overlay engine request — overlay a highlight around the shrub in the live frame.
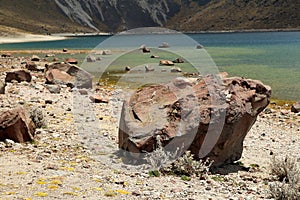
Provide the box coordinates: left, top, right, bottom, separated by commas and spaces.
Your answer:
269, 156, 300, 200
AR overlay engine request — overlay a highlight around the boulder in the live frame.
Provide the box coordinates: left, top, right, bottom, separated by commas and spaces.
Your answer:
0, 108, 36, 143
45, 62, 93, 88
118, 75, 271, 167
142, 47, 151, 53
5, 70, 32, 83
0, 80, 5, 94
160, 60, 174, 66
31, 55, 40, 62
125, 66, 131, 71
46, 85, 61, 94
291, 102, 300, 113
66, 58, 78, 64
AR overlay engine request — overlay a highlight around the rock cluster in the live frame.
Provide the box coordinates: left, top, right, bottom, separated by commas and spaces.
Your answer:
119, 75, 272, 166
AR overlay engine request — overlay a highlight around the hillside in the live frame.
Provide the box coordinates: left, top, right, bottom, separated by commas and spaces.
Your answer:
0, 0, 300, 34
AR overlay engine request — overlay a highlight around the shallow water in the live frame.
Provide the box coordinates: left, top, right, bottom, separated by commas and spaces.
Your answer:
1, 31, 299, 100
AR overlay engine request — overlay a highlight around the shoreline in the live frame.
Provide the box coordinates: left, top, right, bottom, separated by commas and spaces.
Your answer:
0, 33, 67, 44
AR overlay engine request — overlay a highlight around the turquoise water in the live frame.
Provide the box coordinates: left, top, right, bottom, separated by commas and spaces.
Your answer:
1, 31, 299, 100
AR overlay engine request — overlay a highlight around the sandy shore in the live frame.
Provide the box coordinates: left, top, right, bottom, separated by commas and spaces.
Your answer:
0, 33, 67, 44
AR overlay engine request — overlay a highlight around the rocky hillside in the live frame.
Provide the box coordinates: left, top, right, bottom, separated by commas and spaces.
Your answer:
0, 0, 300, 34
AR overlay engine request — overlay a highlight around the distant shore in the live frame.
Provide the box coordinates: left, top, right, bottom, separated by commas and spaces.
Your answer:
0, 33, 67, 44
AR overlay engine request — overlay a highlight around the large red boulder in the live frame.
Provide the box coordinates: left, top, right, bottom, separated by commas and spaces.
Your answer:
118, 75, 271, 167
0, 108, 36, 143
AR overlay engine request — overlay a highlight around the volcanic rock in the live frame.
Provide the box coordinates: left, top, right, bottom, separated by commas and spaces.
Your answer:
5, 70, 32, 83
45, 62, 93, 88
118, 75, 271, 167
0, 108, 36, 143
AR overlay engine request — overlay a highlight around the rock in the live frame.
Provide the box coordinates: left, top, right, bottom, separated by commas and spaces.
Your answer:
151, 55, 159, 58
89, 95, 109, 103
170, 67, 182, 73
29, 107, 46, 128
196, 45, 204, 49
66, 58, 78, 64
142, 47, 151, 53
25, 62, 38, 71
145, 65, 154, 72
0, 108, 36, 143
0, 80, 5, 94
102, 50, 112, 55
1, 53, 13, 58
45, 54, 55, 57
46, 85, 61, 94
31, 55, 40, 62
86, 55, 96, 62
53, 57, 60, 62
291, 102, 300, 113
159, 42, 169, 48
63, 48, 68, 52
78, 89, 88, 95
173, 58, 185, 63
45, 62, 93, 88
118, 76, 271, 167
125, 66, 131, 71
5, 70, 32, 83
160, 60, 174, 66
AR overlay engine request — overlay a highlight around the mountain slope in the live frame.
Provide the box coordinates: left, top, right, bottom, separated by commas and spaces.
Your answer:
0, 0, 300, 34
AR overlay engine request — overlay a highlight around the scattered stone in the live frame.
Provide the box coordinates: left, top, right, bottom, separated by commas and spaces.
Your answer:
173, 58, 185, 63
291, 102, 300, 113
0, 108, 36, 143
46, 85, 61, 94
118, 76, 271, 167
86, 55, 96, 62
78, 89, 89, 95
31, 55, 40, 62
102, 50, 112, 55
145, 65, 154, 72
1, 53, 13, 58
63, 48, 68, 52
5, 70, 32, 83
142, 47, 151, 53
196, 44, 204, 49
89, 95, 109, 104
66, 58, 78, 64
151, 55, 159, 58
160, 60, 174, 66
170, 67, 182, 73
45, 100, 53, 104
25, 62, 38, 71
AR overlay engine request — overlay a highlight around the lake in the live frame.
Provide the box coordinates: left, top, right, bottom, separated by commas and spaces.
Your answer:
1, 31, 299, 101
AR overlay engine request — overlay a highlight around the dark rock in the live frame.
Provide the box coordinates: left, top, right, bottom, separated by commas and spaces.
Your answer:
66, 58, 78, 64
291, 102, 300, 113
118, 76, 271, 167
63, 48, 68, 52
142, 47, 151, 53
160, 60, 174, 66
0, 80, 6, 94
45, 62, 93, 88
196, 45, 204, 49
25, 62, 38, 71
125, 66, 131, 71
31, 55, 40, 62
1, 53, 13, 58
78, 89, 88, 95
0, 108, 36, 143
151, 55, 159, 58
5, 70, 32, 83
173, 58, 185, 63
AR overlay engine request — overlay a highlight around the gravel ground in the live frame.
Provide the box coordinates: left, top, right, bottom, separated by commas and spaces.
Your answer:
0, 56, 299, 200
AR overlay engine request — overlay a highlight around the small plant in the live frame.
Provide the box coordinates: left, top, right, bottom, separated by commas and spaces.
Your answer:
269, 156, 300, 200
148, 170, 160, 177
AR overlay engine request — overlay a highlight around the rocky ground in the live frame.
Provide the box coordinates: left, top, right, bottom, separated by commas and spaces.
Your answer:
0, 55, 299, 200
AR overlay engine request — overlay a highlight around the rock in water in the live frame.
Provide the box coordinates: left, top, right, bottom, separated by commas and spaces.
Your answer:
5, 70, 32, 83
118, 75, 271, 167
45, 62, 93, 88
0, 108, 36, 143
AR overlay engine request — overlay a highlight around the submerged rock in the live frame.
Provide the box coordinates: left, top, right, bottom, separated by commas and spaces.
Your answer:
118, 75, 271, 167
